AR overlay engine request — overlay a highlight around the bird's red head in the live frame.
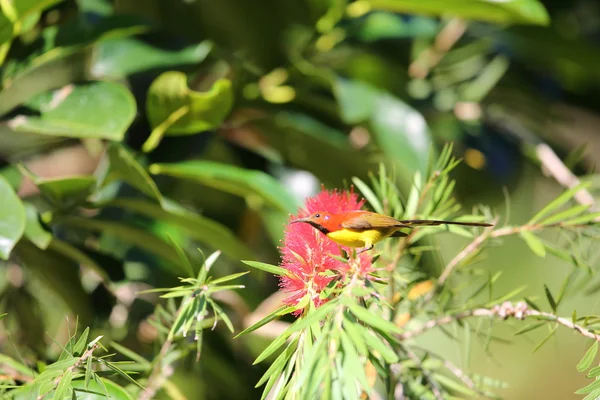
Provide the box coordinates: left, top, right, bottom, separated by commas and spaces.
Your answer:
290, 211, 338, 233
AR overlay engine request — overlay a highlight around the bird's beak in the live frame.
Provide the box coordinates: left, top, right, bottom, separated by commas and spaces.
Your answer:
290, 217, 310, 224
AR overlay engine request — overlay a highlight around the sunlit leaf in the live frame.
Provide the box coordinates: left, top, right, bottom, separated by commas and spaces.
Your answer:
9, 82, 136, 141
241, 260, 288, 277
365, 0, 549, 26
577, 341, 599, 373
0, 176, 26, 260
520, 231, 546, 257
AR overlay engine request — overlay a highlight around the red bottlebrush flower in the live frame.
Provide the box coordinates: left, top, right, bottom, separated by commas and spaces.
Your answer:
279, 188, 373, 312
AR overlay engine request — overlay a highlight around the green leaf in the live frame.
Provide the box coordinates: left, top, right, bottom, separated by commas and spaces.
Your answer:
235, 305, 296, 338
529, 182, 592, 224
54, 369, 73, 400
105, 144, 163, 203
149, 160, 298, 213
343, 297, 402, 335
540, 204, 590, 225
334, 78, 432, 175
520, 231, 546, 257
28, 174, 96, 209
575, 377, 600, 395
72, 327, 90, 355
23, 203, 51, 249
587, 365, 600, 378
58, 217, 183, 272
211, 271, 250, 285
71, 377, 134, 400
544, 285, 557, 313
254, 302, 336, 365
9, 82, 136, 141
99, 198, 252, 260
577, 342, 599, 372
166, 235, 195, 278
352, 177, 383, 214
532, 325, 557, 353
513, 321, 546, 336
144, 71, 233, 150
0, 175, 26, 260
94, 37, 212, 79
257, 112, 370, 186
358, 325, 398, 363
241, 260, 289, 277
365, 0, 549, 26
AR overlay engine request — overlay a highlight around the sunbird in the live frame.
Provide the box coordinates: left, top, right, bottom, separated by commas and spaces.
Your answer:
291, 211, 493, 253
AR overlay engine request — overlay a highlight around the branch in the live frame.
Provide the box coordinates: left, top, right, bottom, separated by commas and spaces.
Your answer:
536, 143, 598, 213
398, 301, 600, 342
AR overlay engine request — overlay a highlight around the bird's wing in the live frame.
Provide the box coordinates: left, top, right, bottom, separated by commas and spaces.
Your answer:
341, 212, 406, 230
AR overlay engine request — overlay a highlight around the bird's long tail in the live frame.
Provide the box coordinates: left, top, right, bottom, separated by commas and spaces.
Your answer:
398, 220, 493, 227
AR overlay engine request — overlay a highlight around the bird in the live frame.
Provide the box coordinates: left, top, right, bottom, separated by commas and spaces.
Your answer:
291, 210, 493, 254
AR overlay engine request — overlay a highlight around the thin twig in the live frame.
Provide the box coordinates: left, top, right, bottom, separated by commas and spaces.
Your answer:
536, 143, 597, 212
38, 343, 100, 400
402, 346, 444, 400
398, 301, 600, 342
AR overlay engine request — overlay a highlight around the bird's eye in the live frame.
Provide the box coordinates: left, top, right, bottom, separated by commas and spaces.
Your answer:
315, 214, 321, 218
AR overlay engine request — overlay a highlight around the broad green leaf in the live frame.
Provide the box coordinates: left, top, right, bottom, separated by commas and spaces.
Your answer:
58, 217, 183, 272
23, 203, 51, 249
144, 71, 233, 150
365, 0, 549, 26
241, 260, 288, 276
577, 342, 599, 372
93, 38, 212, 79
334, 78, 432, 176
99, 198, 252, 260
0, 175, 26, 260
71, 377, 134, 400
520, 231, 546, 257
49, 238, 111, 283
27, 174, 96, 209
0, 0, 65, 45
257, 112, 370, 186
17, 239, 92, 318
150, 161, 298, 213
0, 46, 92, 117
105, 144, 163, 203
9, 82, 136, 141
352, 12, 438, 42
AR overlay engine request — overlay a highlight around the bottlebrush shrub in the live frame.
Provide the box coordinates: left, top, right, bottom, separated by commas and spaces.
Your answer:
240, 145, 600, 399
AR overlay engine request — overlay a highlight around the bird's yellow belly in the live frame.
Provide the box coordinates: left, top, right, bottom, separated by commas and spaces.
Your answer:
326, 229, 388, 248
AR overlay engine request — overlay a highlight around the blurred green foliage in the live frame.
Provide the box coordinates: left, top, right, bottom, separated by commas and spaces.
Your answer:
0, 0, 600, 398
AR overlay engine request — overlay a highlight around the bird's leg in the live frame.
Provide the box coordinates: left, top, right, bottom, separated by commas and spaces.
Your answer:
356, 244, 373, 255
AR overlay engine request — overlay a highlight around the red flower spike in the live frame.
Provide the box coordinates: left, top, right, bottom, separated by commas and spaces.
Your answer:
279, 188, 373, 313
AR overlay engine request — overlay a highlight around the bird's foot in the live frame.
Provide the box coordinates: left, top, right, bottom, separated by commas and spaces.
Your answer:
356, 245, 373, 255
